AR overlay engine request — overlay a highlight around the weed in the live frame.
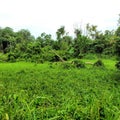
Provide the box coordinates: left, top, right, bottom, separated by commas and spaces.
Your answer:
93, 59, 105, 67
0, 60, 119, 119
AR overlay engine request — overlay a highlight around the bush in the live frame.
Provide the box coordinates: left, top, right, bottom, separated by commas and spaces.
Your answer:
9, 56, 16, 62
50, 55, 60, 62
115, 61, 120, 70
0, 53, 8, 62
78, 54, 84, 59
61, 62, 74, 69
93, 59, 104, 67
84, 54, 97, 60
31, 55, 44, 63
7, 53, 16, 62
72, 59, 85, 68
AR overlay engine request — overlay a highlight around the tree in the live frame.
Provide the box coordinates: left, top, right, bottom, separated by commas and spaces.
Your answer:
73, 28, 91, 58
115, 27, 120, 37
117, 14, 120, 26
115, 37, 120, 57
56, 26, 72, 50
0, 27, 15, 53
16, 29, 34, 43
114, 14, 120, 57
36, 32, 53, 48
92, 40, 105, 54
56, 26, 65, 40
86, 23, 100, 40
102, 30, 116, 55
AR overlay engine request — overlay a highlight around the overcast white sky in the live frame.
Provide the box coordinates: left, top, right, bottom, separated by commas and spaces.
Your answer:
0, 0, 120, 38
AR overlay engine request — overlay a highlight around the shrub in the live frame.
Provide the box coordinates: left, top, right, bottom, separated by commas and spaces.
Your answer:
93, 59, 104, 67
78, 53, 84, 59
61, 62, 74, 69
72, 59, 85, 68
84, 54, 97, 60
115, 61, 120, 70
7, 53, 16, 62
0, 53, 8, 62
50, 55, 60, 62
31, 55, 44, 63
9, 56, 16, 62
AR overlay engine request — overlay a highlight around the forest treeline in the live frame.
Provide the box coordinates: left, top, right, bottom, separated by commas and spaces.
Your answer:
0, 21, 120, 63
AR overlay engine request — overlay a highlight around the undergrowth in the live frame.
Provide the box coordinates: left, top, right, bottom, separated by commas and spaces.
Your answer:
0, 60, 120, 120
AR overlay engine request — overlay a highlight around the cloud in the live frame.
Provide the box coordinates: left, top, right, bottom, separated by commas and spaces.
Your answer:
0, 0, 120, 37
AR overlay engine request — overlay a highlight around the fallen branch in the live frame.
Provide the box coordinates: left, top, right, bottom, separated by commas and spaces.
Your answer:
51, 50, 65, 62
85, 62, 93, 65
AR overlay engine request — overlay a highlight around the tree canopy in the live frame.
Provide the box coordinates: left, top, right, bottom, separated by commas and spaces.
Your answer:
0, 17, 120, 63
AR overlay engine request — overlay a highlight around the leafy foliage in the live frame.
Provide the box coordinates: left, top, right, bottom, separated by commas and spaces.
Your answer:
0, 60, 119, 120
115, 37, 120, 57
72, 59, 85, 68
1, 14, 120, 120
93, 59, 105, 67
0, 23, 119, 63
115, 61, 120, 70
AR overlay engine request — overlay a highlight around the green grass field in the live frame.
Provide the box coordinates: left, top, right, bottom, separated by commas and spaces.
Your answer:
0, 59, 120, 120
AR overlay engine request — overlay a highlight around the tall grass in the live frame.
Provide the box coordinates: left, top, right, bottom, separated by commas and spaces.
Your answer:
0, 60, 120, 120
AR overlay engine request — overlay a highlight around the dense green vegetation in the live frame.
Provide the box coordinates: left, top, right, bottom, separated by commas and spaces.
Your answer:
0, 15, 120, 119
0, 19, 120, 63
0, 59, 120, 120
